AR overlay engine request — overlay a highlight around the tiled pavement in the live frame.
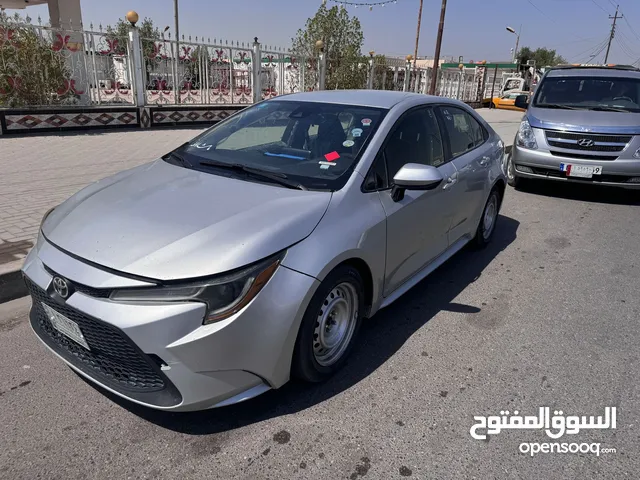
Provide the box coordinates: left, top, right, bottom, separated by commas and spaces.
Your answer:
0, 109, 522, 268
0, 128, 205, 265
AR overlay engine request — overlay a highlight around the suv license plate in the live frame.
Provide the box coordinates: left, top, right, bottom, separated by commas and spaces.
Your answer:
560, 163, 603, 178
42, 303, 90, 350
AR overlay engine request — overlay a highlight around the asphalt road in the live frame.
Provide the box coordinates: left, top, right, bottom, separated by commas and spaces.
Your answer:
1, 181, 639, 479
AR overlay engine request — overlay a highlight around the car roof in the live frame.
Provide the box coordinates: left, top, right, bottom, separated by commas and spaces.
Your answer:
274, 90, 437, 109
545, 67, 640, 79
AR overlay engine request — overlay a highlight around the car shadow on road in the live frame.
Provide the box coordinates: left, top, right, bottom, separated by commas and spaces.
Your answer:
82, 214, 519, 434
516, 180, 640, 205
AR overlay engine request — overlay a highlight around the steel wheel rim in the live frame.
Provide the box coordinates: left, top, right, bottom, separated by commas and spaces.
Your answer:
483, 196, 497, 240
313, 282, 358, 367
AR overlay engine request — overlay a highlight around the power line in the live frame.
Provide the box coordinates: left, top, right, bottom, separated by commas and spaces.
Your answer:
590, 0, 609, 14
525, 0, 587, 40
622, 15, 640, 43
615, 36, 638, 60
572, 37, 609, 62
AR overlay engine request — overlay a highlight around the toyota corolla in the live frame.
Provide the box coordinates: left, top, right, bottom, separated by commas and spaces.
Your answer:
22, 90, 506, 411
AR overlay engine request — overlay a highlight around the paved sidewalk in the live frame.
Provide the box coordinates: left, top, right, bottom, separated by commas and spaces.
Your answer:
0, 109, 522, 270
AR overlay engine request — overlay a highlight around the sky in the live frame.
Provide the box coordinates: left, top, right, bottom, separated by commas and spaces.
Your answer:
4, 0, 640, 65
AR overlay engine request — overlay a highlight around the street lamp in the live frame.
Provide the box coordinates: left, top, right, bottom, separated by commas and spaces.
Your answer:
506, 25, 521, 64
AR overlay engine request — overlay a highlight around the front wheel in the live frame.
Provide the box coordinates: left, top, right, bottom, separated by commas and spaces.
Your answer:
291, 265, 365, 383
471, 189, 500, 249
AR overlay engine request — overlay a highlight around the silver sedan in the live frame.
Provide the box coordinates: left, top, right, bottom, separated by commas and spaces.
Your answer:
22, 90, 507, 411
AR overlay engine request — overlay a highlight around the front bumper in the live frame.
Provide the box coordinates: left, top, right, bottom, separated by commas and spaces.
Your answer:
22, 237, 319, 411
511, 144, 640, 189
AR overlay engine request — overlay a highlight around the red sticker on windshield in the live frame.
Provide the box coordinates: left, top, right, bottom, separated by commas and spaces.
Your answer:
324, 151, 340, 162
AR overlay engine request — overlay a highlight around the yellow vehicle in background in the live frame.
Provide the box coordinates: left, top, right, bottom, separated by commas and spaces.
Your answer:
490, 90, 531, 111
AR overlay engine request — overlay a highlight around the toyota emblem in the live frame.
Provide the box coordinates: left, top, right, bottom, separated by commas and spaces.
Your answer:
52, 276, 69, 299
577, 138, 595, 147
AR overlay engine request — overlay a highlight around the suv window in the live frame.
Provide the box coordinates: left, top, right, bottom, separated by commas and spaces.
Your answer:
383, 108, 445, 181
438, 106, 485, 157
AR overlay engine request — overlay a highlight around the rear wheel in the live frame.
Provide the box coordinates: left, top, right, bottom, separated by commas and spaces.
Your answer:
292, 265, 365, 383
471, 189, 500, 249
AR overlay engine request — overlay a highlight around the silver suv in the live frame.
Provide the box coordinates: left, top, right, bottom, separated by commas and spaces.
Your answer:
506, 65, 640, 189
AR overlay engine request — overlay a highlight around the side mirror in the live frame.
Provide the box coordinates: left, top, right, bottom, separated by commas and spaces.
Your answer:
515, 94, 529, 110
391, 163, 444, 202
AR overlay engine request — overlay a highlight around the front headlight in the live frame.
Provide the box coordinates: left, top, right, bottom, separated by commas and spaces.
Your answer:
110, 252, 283, 324
516, 119, 538, 150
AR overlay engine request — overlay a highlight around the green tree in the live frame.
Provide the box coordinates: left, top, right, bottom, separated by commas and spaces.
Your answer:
0, 12, 72, 107
517, 46, 567, 68
105, 17, 160, 58
291, 4, 367, 90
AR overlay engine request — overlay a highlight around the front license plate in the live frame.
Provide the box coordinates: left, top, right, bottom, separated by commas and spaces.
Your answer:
42, 303, 90, 350
560, 163, 603, 178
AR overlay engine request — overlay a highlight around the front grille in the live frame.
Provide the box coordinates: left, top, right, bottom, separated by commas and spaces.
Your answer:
42, 265, 112, 298
25, 276, 181, 407
550, 151, 618, 161
545, 131, 631, 160
545, 130, 632, 151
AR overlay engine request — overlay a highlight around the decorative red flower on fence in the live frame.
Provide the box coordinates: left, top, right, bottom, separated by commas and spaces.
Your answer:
57, 79, 85, 96
100, 38, 118, 55
263, 54, 276, 67
51, 33, 80, 52
147, 42, 162, 59
0, 27, 15, 47
211, 49, 226, 63
179, 46, 192, 61
235, 52, 248, 64
263, 86, 277, 97
0, 76, 21, 95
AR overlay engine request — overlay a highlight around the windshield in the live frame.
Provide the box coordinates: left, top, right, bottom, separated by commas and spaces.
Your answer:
168, 100, 387, 191
533, 76, 640, 112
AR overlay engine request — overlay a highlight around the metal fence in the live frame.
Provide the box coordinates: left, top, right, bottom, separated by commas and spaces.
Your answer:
0, 17, 136, 107
1, 16, 489, 109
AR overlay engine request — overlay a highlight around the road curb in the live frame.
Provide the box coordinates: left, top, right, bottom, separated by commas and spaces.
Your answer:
0, 260, 27, 304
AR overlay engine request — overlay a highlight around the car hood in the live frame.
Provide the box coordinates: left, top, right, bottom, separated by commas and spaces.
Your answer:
528, 106, 640, 134
43, 160, 332, 280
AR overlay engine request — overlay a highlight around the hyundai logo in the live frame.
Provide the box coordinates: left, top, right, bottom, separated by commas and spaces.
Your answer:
577, 139, 595, 147
52, 276, 70, 299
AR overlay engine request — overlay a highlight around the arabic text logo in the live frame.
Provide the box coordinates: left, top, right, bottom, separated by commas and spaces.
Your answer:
470, 407, 616, 440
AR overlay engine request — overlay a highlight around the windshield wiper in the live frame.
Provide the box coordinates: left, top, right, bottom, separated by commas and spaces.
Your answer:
535, 103, 585, 110
588, 106, 631, 112
199, 160, 307, 190
162, 150, 193, 168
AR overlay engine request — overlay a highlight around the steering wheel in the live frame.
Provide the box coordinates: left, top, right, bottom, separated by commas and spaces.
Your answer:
613, 96, 633, 102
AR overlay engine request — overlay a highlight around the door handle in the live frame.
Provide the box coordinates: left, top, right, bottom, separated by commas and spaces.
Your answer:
479, 156, 490, 166
443, 176, 457, 190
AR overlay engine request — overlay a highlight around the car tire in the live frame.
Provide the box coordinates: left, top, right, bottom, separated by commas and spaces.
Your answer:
471, 189, 500, 249
506, 152, 522, 188
291, 265, 365, 383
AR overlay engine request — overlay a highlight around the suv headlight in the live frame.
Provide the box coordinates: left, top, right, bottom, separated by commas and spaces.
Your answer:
110, 252, 283, 324
516, 118, 538, 150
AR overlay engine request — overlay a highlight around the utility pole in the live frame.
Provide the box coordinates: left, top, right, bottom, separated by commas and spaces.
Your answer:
413, 0, 424, 72
428, 0, 447, 95
604, 5, 622, 64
